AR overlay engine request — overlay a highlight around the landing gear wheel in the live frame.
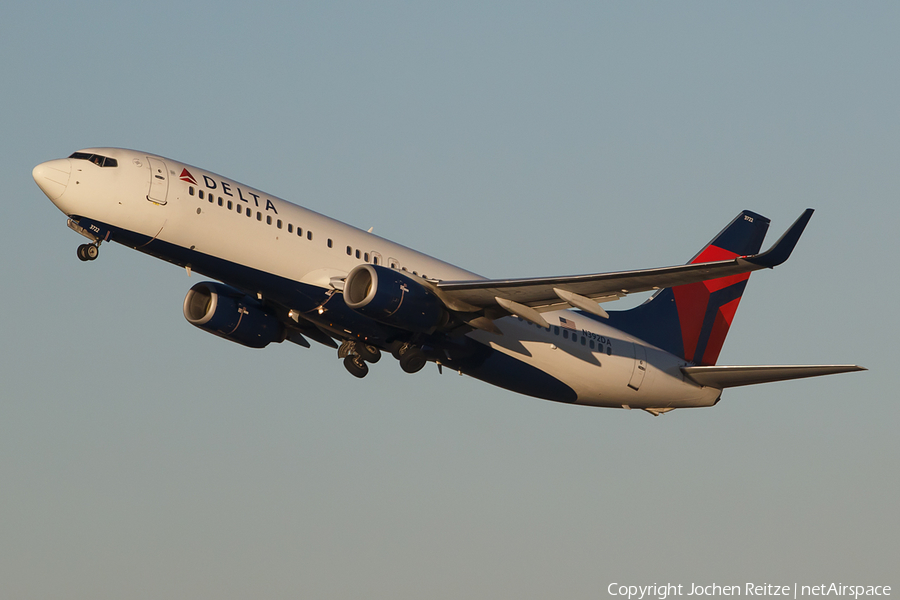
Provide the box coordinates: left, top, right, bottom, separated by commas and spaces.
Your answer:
399, 347, 427, 374
356, 344, 381, 364
343, 355, 369, 378
77, 244, 99, 261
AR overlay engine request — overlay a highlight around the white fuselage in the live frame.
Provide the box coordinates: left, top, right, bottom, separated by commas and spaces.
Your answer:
34, 148, 721, 410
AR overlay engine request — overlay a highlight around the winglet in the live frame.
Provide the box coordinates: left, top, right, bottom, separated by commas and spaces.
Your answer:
744, 209, 814, 268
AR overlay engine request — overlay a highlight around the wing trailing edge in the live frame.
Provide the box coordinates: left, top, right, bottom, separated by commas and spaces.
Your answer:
682, 364, 866, 389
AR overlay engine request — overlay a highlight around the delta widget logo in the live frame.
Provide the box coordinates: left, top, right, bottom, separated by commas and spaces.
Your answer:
179, 168, 198, 185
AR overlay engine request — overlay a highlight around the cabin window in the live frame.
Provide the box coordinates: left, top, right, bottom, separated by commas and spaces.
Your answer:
563, 330, 569, 339
327, 239, 334, 248
346, 246, 352, 255
227, 200, 233, 210
581, 336, 586, 345
277, 220, 282, 229
364, 253, 369, 262
307, 231, 313, 240
189, 187, 194, 196
266, 215, 272, 225
373, 256, 379, 265
297, 227, 303, 237
217, 197, 223, 207
590, 340, 595, 349
199, 190, 204, 199
607, 346, 612, 356
236, 205, 242, 214
257, 212, 262, 221
288, 224, 293, 233
554, 326, 560, 335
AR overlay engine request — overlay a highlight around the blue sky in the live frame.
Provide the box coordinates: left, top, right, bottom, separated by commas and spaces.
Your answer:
1, 2, 897, 598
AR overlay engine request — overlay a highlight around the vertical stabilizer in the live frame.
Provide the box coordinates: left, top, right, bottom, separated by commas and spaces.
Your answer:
606, 211, 770, 365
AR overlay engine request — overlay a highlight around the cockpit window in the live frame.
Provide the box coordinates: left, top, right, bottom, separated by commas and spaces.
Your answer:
69, 152, 118, 167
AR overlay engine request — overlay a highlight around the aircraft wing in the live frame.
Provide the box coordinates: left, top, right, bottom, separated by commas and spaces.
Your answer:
433, 209, 814, 324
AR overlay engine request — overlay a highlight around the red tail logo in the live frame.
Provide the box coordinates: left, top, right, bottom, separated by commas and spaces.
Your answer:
674, 245, 751, 365
603, 211, 770, 365
179, 168, 198, 185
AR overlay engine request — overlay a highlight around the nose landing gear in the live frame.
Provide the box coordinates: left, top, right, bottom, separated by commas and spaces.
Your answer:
76, 243, 100, 262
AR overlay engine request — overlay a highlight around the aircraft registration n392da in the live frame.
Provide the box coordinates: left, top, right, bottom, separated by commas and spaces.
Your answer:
33, 148, 864, 415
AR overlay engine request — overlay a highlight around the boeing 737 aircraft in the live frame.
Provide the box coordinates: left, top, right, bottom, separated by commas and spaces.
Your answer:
33, 148, 863, 415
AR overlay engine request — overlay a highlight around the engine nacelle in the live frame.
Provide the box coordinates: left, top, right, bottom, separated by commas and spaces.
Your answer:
183, 281, 285, 348
343, 264, 447, 333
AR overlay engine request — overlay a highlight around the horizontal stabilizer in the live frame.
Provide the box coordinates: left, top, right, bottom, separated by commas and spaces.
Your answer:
682, 364, 865, 388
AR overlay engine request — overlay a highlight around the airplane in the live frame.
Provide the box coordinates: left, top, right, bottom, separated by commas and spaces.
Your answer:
32, 148, 864, 415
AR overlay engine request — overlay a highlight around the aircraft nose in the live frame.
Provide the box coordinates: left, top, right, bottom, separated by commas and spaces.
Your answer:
33, 159, 72, 201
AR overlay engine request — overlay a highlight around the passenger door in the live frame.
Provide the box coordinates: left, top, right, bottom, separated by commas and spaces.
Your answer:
146, 157, 168, 205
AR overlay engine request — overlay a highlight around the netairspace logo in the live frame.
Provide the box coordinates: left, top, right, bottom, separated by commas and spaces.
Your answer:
607, 584, 892, 600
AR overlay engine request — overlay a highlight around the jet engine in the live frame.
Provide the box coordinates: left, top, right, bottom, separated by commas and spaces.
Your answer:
183, 281, 285, 348
343, 264, 447, 333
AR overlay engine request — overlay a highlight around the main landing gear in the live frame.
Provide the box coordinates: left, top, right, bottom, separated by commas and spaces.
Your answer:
339, 341, 382, 379
395, 344, 427, 374
339, 340, 428, 378
76, 243, 100, 262
343, 354, 369, 378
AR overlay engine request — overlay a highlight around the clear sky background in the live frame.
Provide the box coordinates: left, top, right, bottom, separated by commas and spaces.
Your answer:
1, 2, 897, 598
